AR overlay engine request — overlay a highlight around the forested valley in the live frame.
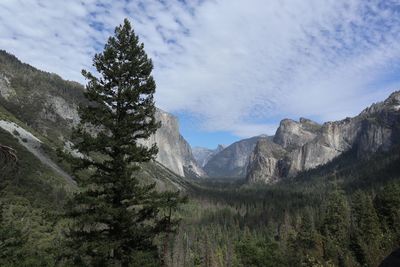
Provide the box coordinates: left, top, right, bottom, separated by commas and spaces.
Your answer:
0, 14, 400, 267
2, 129, 400, 266
163, 147, 400, 266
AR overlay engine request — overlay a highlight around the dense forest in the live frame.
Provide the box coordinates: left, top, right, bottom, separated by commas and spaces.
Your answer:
161, 147, 400, 267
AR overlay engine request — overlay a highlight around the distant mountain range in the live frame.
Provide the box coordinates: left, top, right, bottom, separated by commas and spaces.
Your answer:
202, 135, 270, 178
192, 145, 224, 167
246, 92, 400, 183
198, 91, 400, 184
1, 49, 399, 187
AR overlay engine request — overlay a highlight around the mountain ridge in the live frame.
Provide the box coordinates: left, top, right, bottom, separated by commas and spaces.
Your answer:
0, 50, 203, 180
192, 144, 225, 167
246, 90, 400, 183
203, 135, 269, 178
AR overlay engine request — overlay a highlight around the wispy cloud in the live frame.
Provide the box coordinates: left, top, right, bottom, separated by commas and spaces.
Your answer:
1, 0, 400, 139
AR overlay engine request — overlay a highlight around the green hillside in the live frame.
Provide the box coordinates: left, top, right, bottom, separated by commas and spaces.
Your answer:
0, 51, 190, 265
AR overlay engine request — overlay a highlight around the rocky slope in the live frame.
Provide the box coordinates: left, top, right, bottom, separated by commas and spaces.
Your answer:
192, 145, 225, 167
141, 110, 206, 178
0, 120, 75, 184
0, 50, 204, 179
246, 91, 400, 183
204, 135, 269, 178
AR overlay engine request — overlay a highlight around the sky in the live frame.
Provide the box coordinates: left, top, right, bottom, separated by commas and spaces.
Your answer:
1, 0, 400, 148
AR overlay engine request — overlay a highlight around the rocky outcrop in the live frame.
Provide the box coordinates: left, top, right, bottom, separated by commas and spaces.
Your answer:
43, 96, 80, 125
246, 138, 287, 184
273, 118, 321, 150
204, 135, 269, 178
0, 73, 15, 100
141, 110, 206, 178
192, 145, 225, 167
246, 91, 400, 184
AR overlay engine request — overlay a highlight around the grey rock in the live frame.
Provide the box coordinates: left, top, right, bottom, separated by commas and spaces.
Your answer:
0, 73, 15, 100
273, 118, 321, 151
192, 145, 225, 167
246, 138, 287, 184
44, 96, 80, 126
204, 136, 269, 178
140, 109, 206, 178
246, 91, 400, 184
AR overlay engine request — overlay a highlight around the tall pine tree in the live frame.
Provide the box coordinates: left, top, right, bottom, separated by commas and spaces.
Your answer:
321, 189, 352, 267
64, 19, 184, 267
350, 191, 382, 267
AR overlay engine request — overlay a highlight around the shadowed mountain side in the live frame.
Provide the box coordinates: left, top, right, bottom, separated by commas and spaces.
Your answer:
204, 135, 270, 178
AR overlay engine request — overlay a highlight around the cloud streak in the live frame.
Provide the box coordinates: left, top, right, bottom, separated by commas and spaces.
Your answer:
1, 0, 400, 140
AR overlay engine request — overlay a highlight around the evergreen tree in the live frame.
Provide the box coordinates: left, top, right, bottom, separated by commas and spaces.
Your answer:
64, 19, 185, 266
350, 191, 382, 266
321, 189, 351, 266
374, 182, 400, 243
373, 182, 400, 259
235, 231, 283, 267
296, 210, 324, 265
297, 211, 317, 251
322, 190, 350, 244
0, 202, 28, 266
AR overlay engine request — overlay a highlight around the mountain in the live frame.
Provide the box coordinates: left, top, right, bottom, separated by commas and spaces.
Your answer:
246, 91, 400, 183
273, 117, 322, 150
140, 110, 206, 178
203, 135, 269, 178
192, 144, 224, 167
0, 50, 204, 179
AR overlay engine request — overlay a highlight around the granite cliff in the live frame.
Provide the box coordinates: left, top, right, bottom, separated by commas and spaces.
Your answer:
192, 145, 225, 167
246, 91, 400, 183
141, 110, 205, 177
203, 135, 269, 178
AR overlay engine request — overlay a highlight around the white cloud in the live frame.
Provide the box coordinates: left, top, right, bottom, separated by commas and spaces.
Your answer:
1, 0, 400, 139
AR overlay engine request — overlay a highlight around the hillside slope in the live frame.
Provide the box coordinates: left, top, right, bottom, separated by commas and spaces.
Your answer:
0, 50, 203, 179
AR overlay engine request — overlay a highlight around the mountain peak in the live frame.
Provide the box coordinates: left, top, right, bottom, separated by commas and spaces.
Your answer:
273, 117, 319, 150
216, 144, 225, 151
384, 90, 400, 110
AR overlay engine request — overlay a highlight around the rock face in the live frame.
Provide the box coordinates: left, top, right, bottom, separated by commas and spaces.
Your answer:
246, 91, 400, 184
0, 73, 15, 100
273, 118, 321, 150
246, 138, 287, 184
204, 135, 269, 178
141, 110, 206, 178
192, 145, 225, 167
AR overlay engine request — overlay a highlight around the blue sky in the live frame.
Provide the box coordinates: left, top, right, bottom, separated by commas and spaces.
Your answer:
1, 0, 400, 148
